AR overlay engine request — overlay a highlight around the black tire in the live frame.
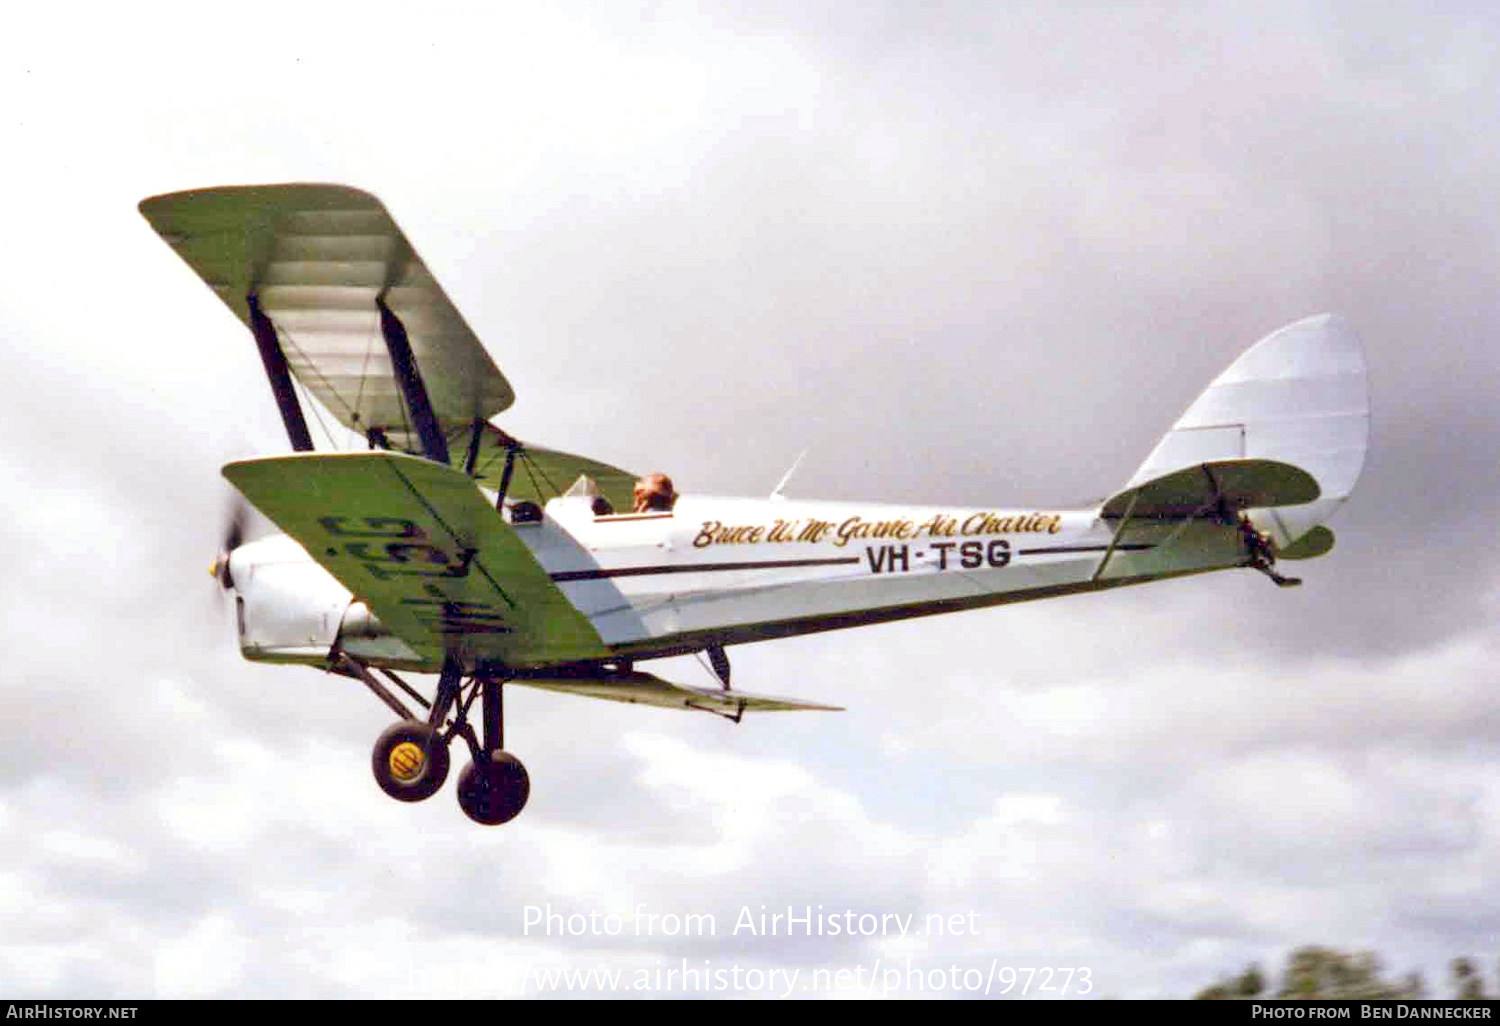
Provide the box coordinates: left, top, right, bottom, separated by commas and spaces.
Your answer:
456, 751, 531, 825
371, 721, 450, 802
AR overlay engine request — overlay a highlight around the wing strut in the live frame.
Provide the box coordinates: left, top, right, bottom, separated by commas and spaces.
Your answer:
336, 651, 420, 721
707, 644, 732, 689
246, 294, 314, 452
489, 425, 522, 509
463, 418, 485, 476
495, 446, 518, 506
1091, 490, 1140, 582
377, 294, 450, 464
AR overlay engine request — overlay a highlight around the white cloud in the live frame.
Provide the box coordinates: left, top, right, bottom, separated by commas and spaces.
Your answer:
1, 0, 1497, 1001
152, 914, 247, 998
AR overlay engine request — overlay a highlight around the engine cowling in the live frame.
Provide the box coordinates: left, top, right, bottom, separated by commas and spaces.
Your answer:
226, 535, 351, 664
223, 534, 435, 668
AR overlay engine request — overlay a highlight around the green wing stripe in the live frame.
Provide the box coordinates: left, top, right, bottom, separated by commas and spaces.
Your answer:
224, 451, 608, 669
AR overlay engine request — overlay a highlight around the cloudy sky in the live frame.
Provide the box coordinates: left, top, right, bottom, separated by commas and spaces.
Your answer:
3, 0, 1497, 999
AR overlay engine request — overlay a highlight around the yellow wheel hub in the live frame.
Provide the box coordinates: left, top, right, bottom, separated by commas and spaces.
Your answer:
389, 741, 427, 783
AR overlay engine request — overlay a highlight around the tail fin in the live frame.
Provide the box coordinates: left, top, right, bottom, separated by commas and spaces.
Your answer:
1120, 314, 1369, 549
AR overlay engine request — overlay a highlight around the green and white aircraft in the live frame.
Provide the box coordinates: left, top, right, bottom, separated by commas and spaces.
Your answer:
142, 185, 1369, 826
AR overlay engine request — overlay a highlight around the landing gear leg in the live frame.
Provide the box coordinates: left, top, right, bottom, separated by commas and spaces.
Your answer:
357, 656, 529, 823
455, 677, 531, 825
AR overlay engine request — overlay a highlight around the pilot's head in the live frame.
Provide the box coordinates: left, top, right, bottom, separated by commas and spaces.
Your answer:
633, 472, 677, 512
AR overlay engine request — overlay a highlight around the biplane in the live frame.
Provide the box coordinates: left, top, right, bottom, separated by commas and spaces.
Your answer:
140, 185, 1369, 826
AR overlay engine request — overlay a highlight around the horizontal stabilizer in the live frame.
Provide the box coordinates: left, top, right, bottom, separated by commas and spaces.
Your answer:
1102, 458, 1319, 520
511, 670, 843, 716
1276, 525, 1335, 560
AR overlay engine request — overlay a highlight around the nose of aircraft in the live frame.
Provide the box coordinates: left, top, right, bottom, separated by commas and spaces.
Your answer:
211, 497, 250, 590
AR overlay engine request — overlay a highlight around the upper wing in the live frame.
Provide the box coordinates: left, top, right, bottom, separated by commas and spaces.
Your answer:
139, 184, 514, 452
223, 451, 609, 669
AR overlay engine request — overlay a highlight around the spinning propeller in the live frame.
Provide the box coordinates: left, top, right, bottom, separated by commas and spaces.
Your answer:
210, 497, 250, 591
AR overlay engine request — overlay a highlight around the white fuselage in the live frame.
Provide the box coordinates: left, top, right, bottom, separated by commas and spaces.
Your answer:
230, 489, 1246, 668
534, 494, 1241, 657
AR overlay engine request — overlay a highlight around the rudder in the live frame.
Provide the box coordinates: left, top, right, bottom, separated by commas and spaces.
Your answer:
1122, 314, 1369, 549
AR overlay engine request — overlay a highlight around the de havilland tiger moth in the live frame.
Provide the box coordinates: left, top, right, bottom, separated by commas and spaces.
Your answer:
140, 184, 1370, 826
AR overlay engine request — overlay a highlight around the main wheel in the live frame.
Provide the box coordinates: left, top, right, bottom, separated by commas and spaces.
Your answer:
372, 721, 450, 802
456, 751, 530, 825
